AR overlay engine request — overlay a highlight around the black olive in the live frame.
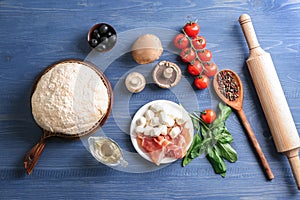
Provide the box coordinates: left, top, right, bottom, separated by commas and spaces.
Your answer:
96, 43, 106, 51
98, 25, 108, 34
108, 35, 116, 43
106, 32, 112, 37
93, 33, 101, 40
99, 36, 108, 44
90, 39, 98, 47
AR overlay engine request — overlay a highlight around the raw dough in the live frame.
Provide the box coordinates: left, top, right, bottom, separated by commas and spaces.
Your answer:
31, 61, 109, 134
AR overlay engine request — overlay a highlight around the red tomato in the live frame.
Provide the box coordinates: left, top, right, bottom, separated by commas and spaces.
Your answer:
192, 36, 206, 50
203, 62, 218, 77
180, 48, 196, 63
187, 60, 203, 76
173, 33, 189, 49
194, 75, 209, 89
198, 49, 212, 62
201, 109, 217, 124
183, 21, 200, 38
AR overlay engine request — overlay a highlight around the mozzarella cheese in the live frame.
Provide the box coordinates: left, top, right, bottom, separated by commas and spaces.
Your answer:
144, 126, 154, 136
144, 109, 155, 120
169, 126, 181, 139
150, 117, 160, 127
135, 102, 188, 139
135, 126, 145, 134
149, 104, 164, 113
136, 116, 147, 127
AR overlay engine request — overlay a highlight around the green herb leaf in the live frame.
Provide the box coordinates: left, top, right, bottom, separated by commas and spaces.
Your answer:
191, 116, 200, 132
207, 147, 226, 177
183, 134, 201, 166
217, 142, 238, 163
215, 129, 234, 144
211, 103, 232, 129
183, 103, 237, 178
201, 123, 209, 139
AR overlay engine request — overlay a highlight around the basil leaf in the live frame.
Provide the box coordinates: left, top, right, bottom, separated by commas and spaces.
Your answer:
199, 138, 212, 155
215, 129, 234, 144
183, 103, 237, 177
207, 147, 226, 176
217, 142, 238, 163
219, 102, 232, 120
182, 134, 202, 166
191, 116, 200, 132
218, 134, 233, 144
201, 124, 209, 139
211, 103, 232, 129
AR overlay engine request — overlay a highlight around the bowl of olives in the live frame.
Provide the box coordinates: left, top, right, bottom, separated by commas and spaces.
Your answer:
87, 23, 117, 52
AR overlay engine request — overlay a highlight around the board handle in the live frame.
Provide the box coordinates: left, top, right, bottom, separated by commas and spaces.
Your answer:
24, 139, 46, 175
237, 109, 274, 180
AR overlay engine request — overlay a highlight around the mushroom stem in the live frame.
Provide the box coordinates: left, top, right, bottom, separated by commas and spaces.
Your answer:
163, 68, 174, 79
130, 77, 140, 86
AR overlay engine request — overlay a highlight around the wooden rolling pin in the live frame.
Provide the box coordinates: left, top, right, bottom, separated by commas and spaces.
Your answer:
239, 14, 300, 189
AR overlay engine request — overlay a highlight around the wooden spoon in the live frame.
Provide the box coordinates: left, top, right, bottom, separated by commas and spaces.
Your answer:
213, 69, 274, 180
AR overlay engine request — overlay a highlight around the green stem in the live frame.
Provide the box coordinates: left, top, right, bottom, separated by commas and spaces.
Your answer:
181, 28, 201, 62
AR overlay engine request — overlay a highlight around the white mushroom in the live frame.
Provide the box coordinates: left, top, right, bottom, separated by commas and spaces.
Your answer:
125, 72, 146, 93
152, 61, 182, 88
131, 34, 163, 64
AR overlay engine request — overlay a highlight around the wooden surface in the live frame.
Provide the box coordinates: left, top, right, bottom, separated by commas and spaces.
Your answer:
1, 0, 300, 199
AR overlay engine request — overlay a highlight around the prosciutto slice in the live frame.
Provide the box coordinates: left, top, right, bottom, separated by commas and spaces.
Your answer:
136, 126, 191, 165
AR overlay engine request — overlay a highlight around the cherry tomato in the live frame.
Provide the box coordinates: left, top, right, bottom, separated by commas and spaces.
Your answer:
194, 75, 209, 89
198, 49, 212, 62
180, 48, 196, 63
173, 33, 189, 49
192, 36, 206, 50
203, 62, 218, 77
183, 21, 200, 38
201, 109, 217, 124
187, 60, 203, 76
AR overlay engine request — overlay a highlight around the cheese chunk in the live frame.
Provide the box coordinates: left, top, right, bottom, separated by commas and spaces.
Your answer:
158, 112, 175, 127
144, 109, 155, 120
175, 117, 185, 125
136, 116, 147, 127
149, 104, 164, 113
152, 127, 162, 137
150, 117, 160, 127
144, 126, 154, 136
135, 126, 145, 134
169, 126, 181, 139
158, 125, 168, 136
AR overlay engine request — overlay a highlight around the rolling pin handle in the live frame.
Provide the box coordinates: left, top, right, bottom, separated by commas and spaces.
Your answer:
284, 149, 300, 190
239, 14, 260, 51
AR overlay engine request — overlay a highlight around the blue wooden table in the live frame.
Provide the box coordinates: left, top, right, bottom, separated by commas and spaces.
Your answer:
1, 0, 300, 199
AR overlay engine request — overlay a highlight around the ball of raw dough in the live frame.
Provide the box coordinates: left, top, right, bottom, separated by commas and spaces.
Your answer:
31, 61, 110, 135
131, 34, 163, 64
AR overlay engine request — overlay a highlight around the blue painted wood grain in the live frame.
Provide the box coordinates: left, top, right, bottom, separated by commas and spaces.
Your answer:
1, 0, 300, 199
